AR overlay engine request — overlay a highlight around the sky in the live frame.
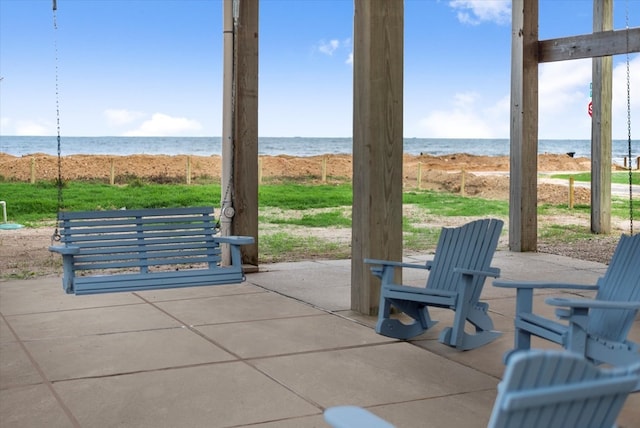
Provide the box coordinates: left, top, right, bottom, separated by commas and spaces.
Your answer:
0, 0, 639, 140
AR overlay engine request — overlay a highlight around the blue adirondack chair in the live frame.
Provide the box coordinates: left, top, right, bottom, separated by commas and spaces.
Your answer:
488, 350, 640, 428
324, 351, 639, 428
494, 233, 640, 366
365, 218, 504, 350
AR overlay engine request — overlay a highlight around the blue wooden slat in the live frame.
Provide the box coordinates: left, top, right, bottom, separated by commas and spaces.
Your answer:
489, 351, 639, 428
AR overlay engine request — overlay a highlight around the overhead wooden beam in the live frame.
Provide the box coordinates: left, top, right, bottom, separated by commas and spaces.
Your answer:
539, 27, 640, 63
351, 0, 403, 315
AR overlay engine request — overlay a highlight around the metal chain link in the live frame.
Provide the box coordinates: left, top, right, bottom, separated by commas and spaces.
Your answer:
52, 0, 63, 243
625, 0, 633, 235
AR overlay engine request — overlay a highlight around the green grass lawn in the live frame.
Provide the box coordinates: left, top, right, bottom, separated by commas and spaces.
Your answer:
1, 179, 635, 264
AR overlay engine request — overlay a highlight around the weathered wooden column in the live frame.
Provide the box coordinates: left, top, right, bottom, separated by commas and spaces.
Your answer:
233, 0, 259, 267
591, 0, 613, 234
351, 0, 403, 315
509, 0, 539, 252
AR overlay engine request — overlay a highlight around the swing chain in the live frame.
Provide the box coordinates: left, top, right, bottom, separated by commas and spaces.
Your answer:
52, 0, 63, 243
625, 0, 633, 235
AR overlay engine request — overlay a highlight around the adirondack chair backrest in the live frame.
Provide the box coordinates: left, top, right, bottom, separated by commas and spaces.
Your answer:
426, 218, 503, 302
589, 234, 640, 342
488, 350, 639, 428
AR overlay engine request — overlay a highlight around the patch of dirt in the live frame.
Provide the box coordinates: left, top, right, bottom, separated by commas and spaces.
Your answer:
0, 152, 626, 278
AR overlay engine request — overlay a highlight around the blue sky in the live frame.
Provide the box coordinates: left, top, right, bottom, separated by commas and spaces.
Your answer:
1, 0, 638, 139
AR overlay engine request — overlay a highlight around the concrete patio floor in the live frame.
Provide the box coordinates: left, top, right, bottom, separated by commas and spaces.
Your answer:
1, 251, 638, 427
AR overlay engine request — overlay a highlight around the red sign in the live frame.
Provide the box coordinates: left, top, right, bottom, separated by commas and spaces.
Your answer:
588, 101, 592, 117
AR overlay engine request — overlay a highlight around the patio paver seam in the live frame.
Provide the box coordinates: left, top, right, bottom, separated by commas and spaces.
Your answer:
0, 311, 82, 427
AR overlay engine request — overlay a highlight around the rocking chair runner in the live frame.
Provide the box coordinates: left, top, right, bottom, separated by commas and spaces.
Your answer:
365, 218, 504, 350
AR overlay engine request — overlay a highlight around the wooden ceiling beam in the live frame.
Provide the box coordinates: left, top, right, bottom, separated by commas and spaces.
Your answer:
538, 27, 640, 63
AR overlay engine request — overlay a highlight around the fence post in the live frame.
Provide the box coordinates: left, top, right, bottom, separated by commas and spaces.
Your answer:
30, 157, 36, 184
569, 176, 575, 209
258, 157, 263, 184
460, 169, 466, 196
321, 155, 327, 183
110, 158, 115, 185
417, 162, 422, 189
186, 156, 192, 185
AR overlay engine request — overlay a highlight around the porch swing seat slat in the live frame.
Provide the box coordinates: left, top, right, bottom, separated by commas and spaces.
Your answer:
48, 206, 254, 295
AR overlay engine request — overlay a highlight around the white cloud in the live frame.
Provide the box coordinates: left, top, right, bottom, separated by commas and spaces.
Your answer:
414, 54, 639, 140
0, 117, 12, 134
104, 108, 146, 126
537, 56, 640, 139
417, 91, 508, 138
318, 39, 340, 56
316, 38, 352, 64
449, 0, 511, 25
13, 120, 51, 136
122, 113, 203, 137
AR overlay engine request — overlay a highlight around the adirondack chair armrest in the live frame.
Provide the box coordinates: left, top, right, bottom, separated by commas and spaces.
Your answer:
493, 280, 598, 291
547, 297, 640, 321
364, 258, 428, 279
546, 297, 640, 311
48, 245, 80, 256
364, 258, 428, 270
454, 266, 501, 279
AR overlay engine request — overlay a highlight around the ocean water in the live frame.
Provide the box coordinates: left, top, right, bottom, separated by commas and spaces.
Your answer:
1, 136, 637, 166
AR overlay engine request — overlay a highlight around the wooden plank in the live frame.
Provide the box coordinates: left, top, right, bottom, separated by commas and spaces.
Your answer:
538, 27, 640, 63
591, 0, 613, 234
351, 0, 403, 315
509, 0, 539, 252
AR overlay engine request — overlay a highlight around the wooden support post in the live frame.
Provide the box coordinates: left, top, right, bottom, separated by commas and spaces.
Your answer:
417, 162, 422, 189
232, 0, 259, 267
110, 158, 115, 185
257, 157, 263, 184
351, 0, 403, 315
591, 0, 613, 234
509, 0, 539, 252
460, 169, 466, 196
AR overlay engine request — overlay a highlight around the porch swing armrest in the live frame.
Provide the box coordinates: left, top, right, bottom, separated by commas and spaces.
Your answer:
48, 245, 80, 256
213, 235, 255, 246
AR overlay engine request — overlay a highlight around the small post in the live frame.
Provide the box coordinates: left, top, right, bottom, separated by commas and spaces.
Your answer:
624, 157, 628, 168
460, 169, 466, 196
30, 157, 36, 184
569, 176, 575, 209
417, 162, 422, 189
258, 157, 263, 184
636, 156, 640, 170
110, 158, 115, 185
186, 156, 192, 185
321, 155, 327, 183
